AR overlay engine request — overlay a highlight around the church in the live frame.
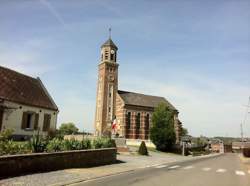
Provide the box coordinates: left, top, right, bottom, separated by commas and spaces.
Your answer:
94, 36, 182, 144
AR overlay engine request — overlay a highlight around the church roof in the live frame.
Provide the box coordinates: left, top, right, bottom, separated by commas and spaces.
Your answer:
0, 66, 58, 111
118, 90, 177, 110
101, 38, 118, 50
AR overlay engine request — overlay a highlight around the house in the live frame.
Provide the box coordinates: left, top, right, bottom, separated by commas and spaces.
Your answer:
232, 141, 250, 152
94, 36, 182, 144
210, 139, 224, 153
0, 66, 58, 140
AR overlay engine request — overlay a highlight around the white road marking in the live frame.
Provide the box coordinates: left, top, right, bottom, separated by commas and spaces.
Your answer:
216, 169, 227, 173
169, 165, 180, 169
183, 166, 194, 170
202, 167, 211, 171
155, 165, 167, 169
235, 171, 245, 176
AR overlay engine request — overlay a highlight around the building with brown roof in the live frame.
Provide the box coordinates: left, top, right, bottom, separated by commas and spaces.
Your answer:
94, 37, 182, 144
0, 66, 58, 139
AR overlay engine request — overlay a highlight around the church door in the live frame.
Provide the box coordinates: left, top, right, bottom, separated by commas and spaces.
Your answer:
0, 109, 3, 131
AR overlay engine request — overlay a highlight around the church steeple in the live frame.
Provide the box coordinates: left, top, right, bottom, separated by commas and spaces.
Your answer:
100, 29, 118, 63
94, 31, 119, 137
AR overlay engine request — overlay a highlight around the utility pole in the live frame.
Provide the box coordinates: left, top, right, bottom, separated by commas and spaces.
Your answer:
240, 123, 244, 149
241, 96, 250, 149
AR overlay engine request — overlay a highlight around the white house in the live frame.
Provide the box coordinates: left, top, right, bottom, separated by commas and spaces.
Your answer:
0, 66, 58, 140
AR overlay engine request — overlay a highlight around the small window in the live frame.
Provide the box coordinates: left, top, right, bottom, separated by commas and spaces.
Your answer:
43, 114, 51, 131
108, 107, 111, 113
111, 53, 114, 60
21, 112, 39, 130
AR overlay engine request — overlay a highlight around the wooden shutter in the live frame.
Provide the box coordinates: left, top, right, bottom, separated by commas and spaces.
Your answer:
43, 114, 51, 131
34, 113, 39, 130
21, 112, 28, 129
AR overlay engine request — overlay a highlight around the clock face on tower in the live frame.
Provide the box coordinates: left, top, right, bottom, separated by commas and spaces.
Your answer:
108, 75, 115, 81
110, 50, 115, 54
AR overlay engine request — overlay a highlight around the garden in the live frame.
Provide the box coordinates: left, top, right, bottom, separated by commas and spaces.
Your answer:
0, 128, 116, 156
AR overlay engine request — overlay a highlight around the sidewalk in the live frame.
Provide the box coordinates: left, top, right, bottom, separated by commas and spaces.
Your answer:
0, 151, 219, 186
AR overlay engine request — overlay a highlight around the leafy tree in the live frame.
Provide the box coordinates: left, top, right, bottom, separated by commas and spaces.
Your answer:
59, 122, 79, 135
150, 103, 176, 151
180, 127, 188, 136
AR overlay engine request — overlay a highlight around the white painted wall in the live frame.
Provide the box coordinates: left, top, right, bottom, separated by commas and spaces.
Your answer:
1, 100, 58, 136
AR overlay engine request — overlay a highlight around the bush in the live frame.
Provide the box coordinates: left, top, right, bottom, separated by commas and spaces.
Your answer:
46, 138, 64, 152
138, 141, 148, 155
29, 132, 48, 153
92, 138, 116, 149
243, 148, 250, 157
0, 129, 14, 141
0, 141, 30, 156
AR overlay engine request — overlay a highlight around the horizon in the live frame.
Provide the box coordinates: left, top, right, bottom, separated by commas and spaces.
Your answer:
0, 0, 249, 137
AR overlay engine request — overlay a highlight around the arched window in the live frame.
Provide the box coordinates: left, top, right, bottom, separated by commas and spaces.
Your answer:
136, 113, 140, 129
105, 51, 108, 60
111, 53, 114, 60
145, 114, 150, 129
126, 112, 131, 129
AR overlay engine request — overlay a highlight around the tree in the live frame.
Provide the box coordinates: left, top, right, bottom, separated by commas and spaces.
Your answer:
150, 103, 176, 151
59, 123, 79, 135
138, 141, 148, 155
180, 127, 188, 137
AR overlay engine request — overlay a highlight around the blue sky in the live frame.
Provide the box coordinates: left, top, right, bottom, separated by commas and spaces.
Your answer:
0, 0, 249, 137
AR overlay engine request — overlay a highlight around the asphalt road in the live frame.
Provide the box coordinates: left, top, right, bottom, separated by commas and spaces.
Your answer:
71, 153, 250, 186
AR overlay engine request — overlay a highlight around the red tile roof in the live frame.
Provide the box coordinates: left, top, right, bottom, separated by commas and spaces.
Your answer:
0, 66, 58, 111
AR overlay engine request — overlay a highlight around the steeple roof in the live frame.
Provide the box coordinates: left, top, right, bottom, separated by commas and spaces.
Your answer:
101, 38, 118, 50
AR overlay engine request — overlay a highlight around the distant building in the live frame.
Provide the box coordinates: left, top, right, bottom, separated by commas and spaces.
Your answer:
0, 66, 58, 139
210, 139, 224, 153
94, 36, 182, 143
232, 142, 250, 152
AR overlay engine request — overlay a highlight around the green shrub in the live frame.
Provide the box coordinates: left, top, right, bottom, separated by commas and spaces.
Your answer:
46, 138, 64, 152
243, 148, 250, 157
0, 129, 14, 141
0, 141, 30, 156
138, 141, 148, 155
29, 132, 48, 153
92, 138, 115, 149
81, 139, 92, 149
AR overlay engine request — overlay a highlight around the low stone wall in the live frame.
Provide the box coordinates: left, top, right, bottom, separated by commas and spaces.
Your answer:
126, 139, 156, 148
0, 148, 116, 179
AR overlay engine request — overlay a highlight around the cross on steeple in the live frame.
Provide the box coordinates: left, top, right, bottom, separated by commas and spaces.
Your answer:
109, 28, 111, 39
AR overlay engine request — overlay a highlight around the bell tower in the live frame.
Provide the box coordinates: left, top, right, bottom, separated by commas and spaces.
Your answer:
94, 31, 119, 136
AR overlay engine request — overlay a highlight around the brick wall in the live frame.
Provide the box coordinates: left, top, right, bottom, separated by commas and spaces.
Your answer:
0, 148, 116, 179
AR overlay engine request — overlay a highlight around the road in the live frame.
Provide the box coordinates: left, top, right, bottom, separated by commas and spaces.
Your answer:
71, 153, 250, 186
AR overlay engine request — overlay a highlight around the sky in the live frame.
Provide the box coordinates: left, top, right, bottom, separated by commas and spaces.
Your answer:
0, 0, 249, 137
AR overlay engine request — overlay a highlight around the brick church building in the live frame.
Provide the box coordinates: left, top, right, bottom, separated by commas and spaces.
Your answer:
94, 36, 182, 143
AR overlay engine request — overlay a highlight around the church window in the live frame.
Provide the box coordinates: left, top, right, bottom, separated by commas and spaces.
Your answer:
136, 113, 140, 129
126, 112, 131, 128
111, 53, 114, 60
105, 51, 108, 60
108, 107, 111, 113
145, 114, 150, 129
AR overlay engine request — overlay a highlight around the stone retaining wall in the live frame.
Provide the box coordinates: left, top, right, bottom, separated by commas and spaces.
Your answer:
0, 148, 116, 178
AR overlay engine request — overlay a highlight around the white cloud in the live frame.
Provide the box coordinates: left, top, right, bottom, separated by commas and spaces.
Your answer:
119, 73, 250, 137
